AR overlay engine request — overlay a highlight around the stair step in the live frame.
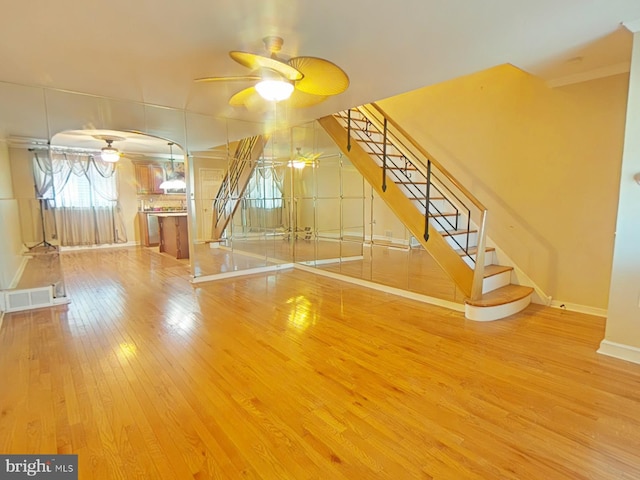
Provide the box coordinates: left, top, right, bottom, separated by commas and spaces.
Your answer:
385, 166, 418, 171
364, 150, 406, 158
483, 264, 513, 278
465, 284, 534, 307
440, 228, 476, 237
455, 246, 495, 256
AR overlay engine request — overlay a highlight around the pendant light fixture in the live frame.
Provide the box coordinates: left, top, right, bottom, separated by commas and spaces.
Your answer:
100, 139, 121, 162
159, 142, 186, 190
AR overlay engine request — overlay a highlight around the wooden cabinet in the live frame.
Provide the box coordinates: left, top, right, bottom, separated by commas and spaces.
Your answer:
135, 163, 165, 194
158, 215, 189, 259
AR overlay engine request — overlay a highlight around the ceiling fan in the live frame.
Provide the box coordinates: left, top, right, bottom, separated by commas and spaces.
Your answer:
288, 147, 322, 169
195, 36, 349, 109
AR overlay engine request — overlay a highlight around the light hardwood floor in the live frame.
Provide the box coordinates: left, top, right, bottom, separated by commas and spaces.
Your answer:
1, 246, 640, 479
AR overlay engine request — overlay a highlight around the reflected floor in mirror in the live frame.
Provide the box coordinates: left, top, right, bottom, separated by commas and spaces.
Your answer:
192, 238, 465, 305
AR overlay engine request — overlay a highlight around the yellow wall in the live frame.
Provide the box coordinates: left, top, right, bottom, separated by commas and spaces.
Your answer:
378, 64, 628, 310
0, 141, 25, 289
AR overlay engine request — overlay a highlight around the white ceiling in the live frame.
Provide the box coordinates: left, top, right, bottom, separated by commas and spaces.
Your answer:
1, 0, 639, 155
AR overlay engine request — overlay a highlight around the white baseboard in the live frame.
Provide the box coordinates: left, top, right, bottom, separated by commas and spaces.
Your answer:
191, 263, 294, 283
549, 300, 607, 318
598, 339, 640, 365
60, 241, 138, 252
298, 255, 364, 267
294, 263, 465, 313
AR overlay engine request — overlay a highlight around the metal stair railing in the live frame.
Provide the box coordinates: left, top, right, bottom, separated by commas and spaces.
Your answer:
335, 104, 488, 301
211, 135, 264, 240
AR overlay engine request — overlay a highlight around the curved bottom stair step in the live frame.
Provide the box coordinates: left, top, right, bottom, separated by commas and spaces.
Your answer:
465, 284, 534, 322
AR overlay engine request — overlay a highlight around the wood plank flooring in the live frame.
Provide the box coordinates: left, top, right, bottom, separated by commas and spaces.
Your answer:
1, 246, 640, 479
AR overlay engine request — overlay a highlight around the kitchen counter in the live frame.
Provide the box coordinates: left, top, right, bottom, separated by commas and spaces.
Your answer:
147, 212, 188, 217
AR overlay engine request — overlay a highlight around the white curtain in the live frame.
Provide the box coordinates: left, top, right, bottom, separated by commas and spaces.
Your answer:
244, 165, 285, 230
33, 150, 127, 246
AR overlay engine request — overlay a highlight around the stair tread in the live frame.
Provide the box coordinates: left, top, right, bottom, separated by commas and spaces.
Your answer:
455, 246, 495, 256
430, 212, 460, 218
465, 284, 534, 307
441, 229, 477, 236
483, 264, 513, 278
385, 166, 418, 171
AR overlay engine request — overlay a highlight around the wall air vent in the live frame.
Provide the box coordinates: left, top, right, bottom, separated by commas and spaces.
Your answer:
2, 286, 55, 313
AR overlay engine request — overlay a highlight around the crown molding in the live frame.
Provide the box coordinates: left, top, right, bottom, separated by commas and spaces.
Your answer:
623, 18, 640, 33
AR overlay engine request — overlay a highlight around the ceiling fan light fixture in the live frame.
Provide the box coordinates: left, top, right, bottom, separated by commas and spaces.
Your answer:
255, 79, 294, 102
159, 141, 187, 190
288, 159, 306, 169
100, 140, 120, 162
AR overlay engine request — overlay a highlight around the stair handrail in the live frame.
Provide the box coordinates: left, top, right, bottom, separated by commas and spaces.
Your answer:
356, 103, 488, 301
212, 135, 267, 240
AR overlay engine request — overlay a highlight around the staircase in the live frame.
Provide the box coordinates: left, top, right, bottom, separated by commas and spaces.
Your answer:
318, 104, 533, 321
211, 135, 269, 240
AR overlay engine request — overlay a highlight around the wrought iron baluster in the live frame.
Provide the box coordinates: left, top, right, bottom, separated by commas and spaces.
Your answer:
347, 109, 352, 152
424, 160, 431, 242
382, 118, 388, 192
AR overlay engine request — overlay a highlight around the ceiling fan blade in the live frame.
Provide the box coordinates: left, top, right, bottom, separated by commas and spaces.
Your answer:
230, 51, 303, 81
288, 57, 349, 96
287, 88, 328, 108
194, 75, 260, 83
229, 86, 269, 111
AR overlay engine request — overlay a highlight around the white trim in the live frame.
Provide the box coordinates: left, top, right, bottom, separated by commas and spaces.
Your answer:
191, 263, 294, 283
9, 255, 31, 289
371, 234, 410, 247
294, 263, 465, 313
598, 340, 640, 365
53, 297, 71, 306
546, 62, 631, 88
548, 300, 607, 318
59, 241, 138, 252
298, 255, 364, 267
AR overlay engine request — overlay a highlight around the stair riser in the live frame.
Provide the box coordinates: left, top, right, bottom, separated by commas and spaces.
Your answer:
461, 250, 495, 268
465, 294, 532, 322
482, 270, 512, 294
443, 232, 478, 250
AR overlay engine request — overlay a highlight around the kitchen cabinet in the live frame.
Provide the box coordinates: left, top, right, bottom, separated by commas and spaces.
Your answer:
156, 214, 189, 259
138, 212, 160, 247
135, 163, 165, 194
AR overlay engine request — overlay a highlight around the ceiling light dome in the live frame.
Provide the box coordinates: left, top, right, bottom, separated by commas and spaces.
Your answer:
255, 79, 294, 102
100, 139, 120, 162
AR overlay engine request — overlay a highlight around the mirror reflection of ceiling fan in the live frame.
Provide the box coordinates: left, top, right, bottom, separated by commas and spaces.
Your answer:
195, 36, 349, 109
288, 147, 322, 169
